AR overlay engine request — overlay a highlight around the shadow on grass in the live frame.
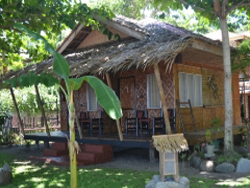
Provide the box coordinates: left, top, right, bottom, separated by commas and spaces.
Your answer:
1, 152, 250, 188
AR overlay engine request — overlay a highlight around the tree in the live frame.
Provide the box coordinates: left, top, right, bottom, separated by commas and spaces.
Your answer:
0, 85, 59, 115
0, 0, 114, 71
2, 24, 122, 188
154, 0, 250, 154
88, 0, 154, 19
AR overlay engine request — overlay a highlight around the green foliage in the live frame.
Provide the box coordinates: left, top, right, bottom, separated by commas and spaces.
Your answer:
0, 85, 59, 115
232, 39, 250, 73
88, 0, 153, 19
216, 152, 242, 165
0, 1, 114, 70
156, 8, 219, 34
206, 117, 221, 144
12, 23, 122, 120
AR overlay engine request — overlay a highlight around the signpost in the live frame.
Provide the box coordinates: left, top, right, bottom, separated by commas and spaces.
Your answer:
153, 134, 188, 182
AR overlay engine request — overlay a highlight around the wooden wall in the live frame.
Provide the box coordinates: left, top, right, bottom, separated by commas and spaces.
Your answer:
116, 64, 175, 132
174, 60, 225, 132
60, 63, 175, 133
175, 48, 242, 133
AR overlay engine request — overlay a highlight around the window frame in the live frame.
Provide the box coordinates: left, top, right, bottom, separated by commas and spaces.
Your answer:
147, 74, 162, 109
178, 72, 203, 107
87, 84, 98, 111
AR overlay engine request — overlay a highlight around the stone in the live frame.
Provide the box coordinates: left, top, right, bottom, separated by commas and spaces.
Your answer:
199, 160, 215, 172
191, 156, 201, 169
236, 158, 250, 173
155, 181, 181, 188
0, 163, 12, 186
146, 176, 190, 188
179, 177, 190, 188
215, 162, 235, 173
145, 175, 161, 188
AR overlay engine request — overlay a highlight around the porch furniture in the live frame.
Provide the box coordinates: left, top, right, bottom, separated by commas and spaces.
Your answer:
152, 109, 176, 135
79, 112, 92, 135
138, 110, 151, 135
91, 111, 103, 135
125, 110, 151, 136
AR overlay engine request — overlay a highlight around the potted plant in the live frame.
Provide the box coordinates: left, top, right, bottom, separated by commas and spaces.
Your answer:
205, 117, 221, 157
205, 129, 215, 157
210, 117, 221, 150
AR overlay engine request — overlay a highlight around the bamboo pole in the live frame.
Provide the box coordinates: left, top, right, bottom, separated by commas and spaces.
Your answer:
9, 87, 25, 136
73, 101, 83, 139
153, 63, 172, 134
105, 73, 123, 141
35, 85, 50, 137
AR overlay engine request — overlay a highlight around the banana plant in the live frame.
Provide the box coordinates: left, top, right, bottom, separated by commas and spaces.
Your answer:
3, 23, 122, 188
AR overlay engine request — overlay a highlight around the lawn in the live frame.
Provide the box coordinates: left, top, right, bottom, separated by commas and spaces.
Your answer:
1, 151, 250, 188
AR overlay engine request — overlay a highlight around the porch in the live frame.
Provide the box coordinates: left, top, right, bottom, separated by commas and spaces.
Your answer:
24, 124, 245, 153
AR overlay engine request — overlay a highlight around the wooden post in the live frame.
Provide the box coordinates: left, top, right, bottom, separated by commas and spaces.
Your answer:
9, 87, 25, 136
153, 63, 172, 134
73, 101, 83, 139
159, 151, 165, 182
105, 73, 123, 141
35, 85, 50, 137
174, 152, 180, 182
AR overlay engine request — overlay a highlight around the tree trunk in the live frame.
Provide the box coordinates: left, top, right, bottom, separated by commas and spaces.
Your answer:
220, 17, 234, 154
68, 90, 77, 188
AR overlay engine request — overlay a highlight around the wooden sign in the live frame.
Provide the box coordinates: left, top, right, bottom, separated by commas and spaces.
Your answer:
159, 151, 179, 182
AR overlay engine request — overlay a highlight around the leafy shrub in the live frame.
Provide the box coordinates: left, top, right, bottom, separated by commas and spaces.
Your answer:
216, 152, 242, 165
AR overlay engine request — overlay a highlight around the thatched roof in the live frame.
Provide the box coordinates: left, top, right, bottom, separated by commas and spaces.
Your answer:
1, 16, 222, 82
153, 134, 189, 153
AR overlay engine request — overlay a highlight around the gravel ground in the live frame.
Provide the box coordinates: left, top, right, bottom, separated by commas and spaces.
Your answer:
1, 144, 250, 180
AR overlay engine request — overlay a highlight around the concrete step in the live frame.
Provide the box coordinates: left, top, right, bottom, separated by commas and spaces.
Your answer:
43, 149, 68, 157
51, 142, 68, 150
80, 144, 112, 154
77, 152, 102, 163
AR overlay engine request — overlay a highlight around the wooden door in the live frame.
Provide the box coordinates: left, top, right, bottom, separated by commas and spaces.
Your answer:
119, 77, 135, 110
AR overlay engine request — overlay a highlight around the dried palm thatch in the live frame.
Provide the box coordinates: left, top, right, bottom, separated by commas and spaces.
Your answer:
0, 16, 222, 84
152, 134, 189, 153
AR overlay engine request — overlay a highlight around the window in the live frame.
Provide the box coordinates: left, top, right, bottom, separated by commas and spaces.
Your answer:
147, 74, 161, 109
178, 72, 202, 107
87, 84, 97, 111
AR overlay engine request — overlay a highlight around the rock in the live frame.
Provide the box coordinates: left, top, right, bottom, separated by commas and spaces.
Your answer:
2, 163, 11, 172
191, 156, 201, 169
145, 175, 161, 188
152, 175, 161, 182
236, 158, 250, 173
199, 160, 215, 172
215, 162, 235, 173
179, 177, 190, 188
155, 181, 181, 188
146, 176, 190, 188
0, 163, 12, 186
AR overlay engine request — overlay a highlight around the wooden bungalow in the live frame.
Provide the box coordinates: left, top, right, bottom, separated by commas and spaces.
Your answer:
0, 16, 242, 149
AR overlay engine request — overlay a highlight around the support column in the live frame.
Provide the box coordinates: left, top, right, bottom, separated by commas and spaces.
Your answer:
153, 63, 172, 134
105, 73, 123, 141
10, 87, 25, 136
35, 85, 50, 137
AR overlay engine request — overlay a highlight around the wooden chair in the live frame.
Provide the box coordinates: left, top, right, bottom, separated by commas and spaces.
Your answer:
79, 112, 92, 135
125, 110, 151, 137
138, 110, 151, 135
91, 111, 103, 136
152, 109, 176, 135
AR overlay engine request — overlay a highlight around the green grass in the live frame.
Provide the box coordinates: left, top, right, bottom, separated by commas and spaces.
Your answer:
1, 151, 250, 188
